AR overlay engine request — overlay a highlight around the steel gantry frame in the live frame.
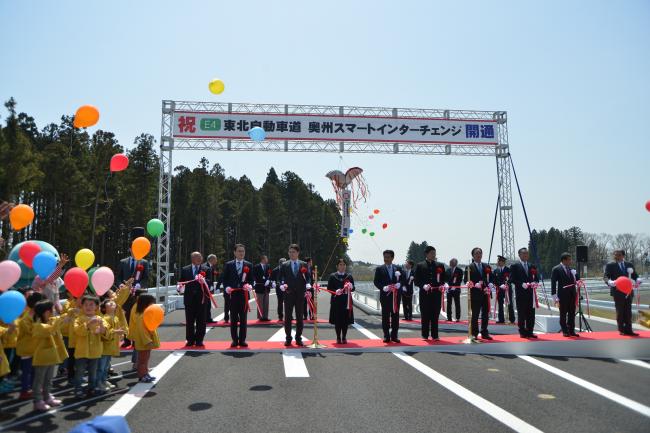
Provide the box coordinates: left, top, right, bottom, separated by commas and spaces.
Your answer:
156, 100, 515, 298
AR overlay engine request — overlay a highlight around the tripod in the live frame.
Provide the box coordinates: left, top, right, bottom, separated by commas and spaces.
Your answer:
576, 261, 592, 332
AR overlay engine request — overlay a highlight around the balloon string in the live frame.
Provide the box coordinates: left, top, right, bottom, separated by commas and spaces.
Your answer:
104, 173, 112, 207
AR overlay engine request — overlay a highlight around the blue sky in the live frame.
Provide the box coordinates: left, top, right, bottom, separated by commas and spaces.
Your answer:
1, 0, 648, 264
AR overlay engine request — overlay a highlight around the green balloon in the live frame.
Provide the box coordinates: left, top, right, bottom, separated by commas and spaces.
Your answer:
87, 266, 99, 295
147, 218, 164, 237
362, 228, 367, 234
369, 232, 375, 236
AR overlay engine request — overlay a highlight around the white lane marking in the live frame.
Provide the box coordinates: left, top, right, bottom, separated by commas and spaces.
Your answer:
619, 359, 650, 370
282, 350, 310, 377
103, 302, 252, 417
352, 322, 381, 340
519, 355, 650, 418
352, 321, 544, 433
394, 352, 544, 433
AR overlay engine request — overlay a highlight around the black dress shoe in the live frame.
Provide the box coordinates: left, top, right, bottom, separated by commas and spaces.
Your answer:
569, 332, 580, 338
239, 342, 248, 347
336, 338, 342, 344
519, 333, 529, 338
383, 337, 390, 343
295, 339, 304, 346
391, 338, 401, 343
341, 338, 348, 344
422, 335, 429, 340
624, 331, 640, 337
562, 332, 570, 337
284, 340, 292, 346
481, 334, 493, 340
230, 342, 238, 348
528, 333, 538, 339
185, 341, 195, 347
195, 342, 205, 347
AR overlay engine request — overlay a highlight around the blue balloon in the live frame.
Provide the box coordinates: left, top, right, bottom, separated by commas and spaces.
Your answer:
33, 251, 57, 279
349, 229, 354, 234
248, 126, 266, 142
0, 291, 26, 323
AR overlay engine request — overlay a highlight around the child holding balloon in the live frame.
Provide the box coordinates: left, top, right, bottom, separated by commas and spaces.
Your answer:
130, 294, 160, 383
31, 300, 67, 411
16, 291, 44, 399
97, 299, 127, 391
72, 295, 105, 398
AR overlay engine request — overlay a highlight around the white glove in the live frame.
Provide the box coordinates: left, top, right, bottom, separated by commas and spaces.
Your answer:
443, 283, 449, 290
488, 283, 495, 291
335, 289, 343, 296
627, 267, 634, 275
499, 284, 507, 290
225, 287, 233, 295
244, 283, 253, 292
522, 282, 529, 289
409, 276, 414, 282
570, 269, 577, 276
423, 284, 431, 292
607, 279, 616, 288
394, 282, 401, 289
553, 294, 559, 303
264, 280, 270, 287
306, 283, 312, 290
215, 289, 221, 294
272, 281, 277, 289
475, 281, 483, 289
382, 286, 390, 293
402, 286, 407, 292
280, 284, 287, 292
176, 284, 185, 294
636, 278, 643, 286
135, 283, 141, 289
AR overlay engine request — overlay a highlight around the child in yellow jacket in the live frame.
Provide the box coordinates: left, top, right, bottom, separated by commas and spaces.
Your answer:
60, 295, 81, 385
73, 295, 105, 398
130, 294, 160, 383
0, 319, 18, 393
16, 292, 45, 399
32, 300, 68, 412
98, 299, 127, 391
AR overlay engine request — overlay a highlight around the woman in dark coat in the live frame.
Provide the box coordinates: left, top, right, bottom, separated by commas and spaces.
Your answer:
327, 259, 355, 344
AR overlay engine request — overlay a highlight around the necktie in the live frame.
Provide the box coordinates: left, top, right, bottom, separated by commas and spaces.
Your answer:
387, 265, 393, 280
476, 263, 482, 276
523, 262, 528, 274
237, 262, 242, 274
619, 262, 625, 274
293, 261, 298, 276
130, 258, 135, 274
193, 266, 197, 277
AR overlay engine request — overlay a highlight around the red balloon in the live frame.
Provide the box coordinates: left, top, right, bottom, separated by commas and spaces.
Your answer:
645, 200, 650, 212
18, 242, 41, 268
64, 267, 89, 298
615, 276, 633, 295
382, 223, 388, 229
110, 154, 129, 172
373, 209, 380, 214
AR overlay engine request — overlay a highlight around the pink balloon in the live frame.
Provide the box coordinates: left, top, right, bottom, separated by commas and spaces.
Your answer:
90, 266, 114, 296
110, 154, 129, 172
0, 260, 22, 292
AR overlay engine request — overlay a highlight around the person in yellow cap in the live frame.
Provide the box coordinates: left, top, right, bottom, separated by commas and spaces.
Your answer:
32, 300, 68, 412
73, 295, 105, 398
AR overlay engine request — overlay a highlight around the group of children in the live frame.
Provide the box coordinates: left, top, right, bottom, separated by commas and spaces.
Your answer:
0, 279, 160, 412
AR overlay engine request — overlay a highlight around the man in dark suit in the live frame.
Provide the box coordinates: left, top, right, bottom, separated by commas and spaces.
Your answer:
551, 252, 580, 337
414, 247, 446, 340
402, 260, 415, 321
493, 255, 515, 324
445, 258, 464, 322
604, 249, 640, 336
179, 252, 210, 347
510, 247, 539, 338
271, 258, 286, 321
253, 255, 271, 321
278, 244, 311, 346
464, 247, 495, 340
222, 244, 254, 347
374, 249, 404, 343
205, 254, 221, 323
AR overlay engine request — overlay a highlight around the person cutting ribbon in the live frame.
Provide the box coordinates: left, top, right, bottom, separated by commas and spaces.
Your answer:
222, 244, 254, 348
374, 249, 404, 343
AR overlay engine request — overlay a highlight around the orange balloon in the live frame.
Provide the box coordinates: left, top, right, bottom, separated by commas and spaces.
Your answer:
131, 237, 151, 260
143, 304, 164, 331
9, 204, 34, 230
73, 105, 100, 128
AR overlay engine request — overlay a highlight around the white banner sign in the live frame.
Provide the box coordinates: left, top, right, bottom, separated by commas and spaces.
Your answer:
172, 111, 498, 145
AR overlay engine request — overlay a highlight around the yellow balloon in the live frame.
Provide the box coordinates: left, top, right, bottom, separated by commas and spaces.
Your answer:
75, 248, 95, 271
208, 78, 225, 95
131, 237, 151, 260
